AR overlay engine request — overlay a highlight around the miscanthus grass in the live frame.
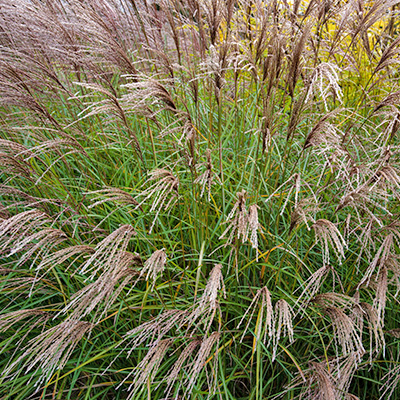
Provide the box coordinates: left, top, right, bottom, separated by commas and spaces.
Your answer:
1, 1, 400, 399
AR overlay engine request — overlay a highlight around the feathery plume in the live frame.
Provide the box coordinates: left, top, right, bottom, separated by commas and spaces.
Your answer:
70, 82, 144, 162
196, 263, 225, 314
0, 210, 50, 251
59, 251, 140, 323
312, 293, 355, 310
188, 264, 226, 333
272, 299, 294, 361
122, 77, 178, 116
220, 191, 261, 257
8, 228, 67, 267
136, 169, 179, 233
307, 361, 337, 400
88, 187, 141, 210
374, 165, 400, 201
353, 301, 385, 359
312, 219, 347, 265
337, 184, 392, 227
358, 233, 394, 290
295, 265, 341, 316
120, 339, 173, 399
103, 310, 189, 387
305, 63, 343, 109
248, 204, 260, 260
0, 185, 56, 211
123, 310, 189, 354
374, 266, 388, 325
21, 138, 86, 160
237, 286, 274, 346
287, 21, 312, 98
304, 116, 342, 153
3, 320, 93, 388
37, 245, 96, 273
288, 353, 362, 399
164, 339, 201, 397
186, 331, 220, 396
290, 197, 319, 232
379, 364, 400, 400
220, 190, 248, 245
324, 307, 364, 359
79, 224, 136, 279
0, 308, 48, 333
194, 149, 221, 201
138, 249, 167, 289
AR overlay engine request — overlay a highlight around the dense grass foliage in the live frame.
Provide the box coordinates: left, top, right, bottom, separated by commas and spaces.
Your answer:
1, 0, 400, 399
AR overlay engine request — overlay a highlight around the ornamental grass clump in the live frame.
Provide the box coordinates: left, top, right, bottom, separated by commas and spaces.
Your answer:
1, 0, 400, 399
